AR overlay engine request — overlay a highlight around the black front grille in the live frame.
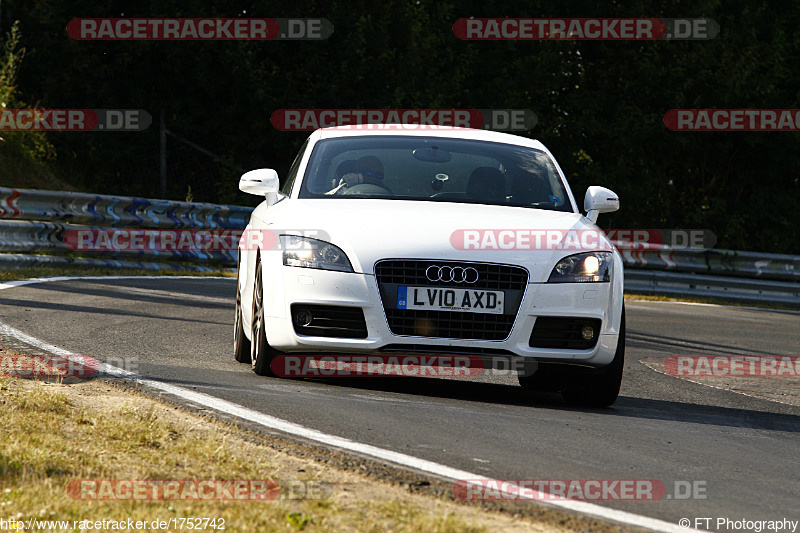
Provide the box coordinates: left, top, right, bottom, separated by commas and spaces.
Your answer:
375, 260, 528, 291
529, 317, 602, 350
381, 309, 516, 340
375, 259, 528, 341
290, 304, 368, 339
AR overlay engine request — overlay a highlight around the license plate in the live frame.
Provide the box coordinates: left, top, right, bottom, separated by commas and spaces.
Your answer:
397, 286, 504, 314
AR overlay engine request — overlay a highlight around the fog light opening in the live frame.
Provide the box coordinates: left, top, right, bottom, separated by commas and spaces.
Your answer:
295, 310, 314, 327
581, 325, 595, 340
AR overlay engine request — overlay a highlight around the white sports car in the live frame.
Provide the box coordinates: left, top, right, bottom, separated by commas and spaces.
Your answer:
234, 126, 625, 406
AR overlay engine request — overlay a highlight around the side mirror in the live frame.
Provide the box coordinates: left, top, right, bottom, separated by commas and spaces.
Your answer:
239, 169, 280, 205
584, 186, 619, 223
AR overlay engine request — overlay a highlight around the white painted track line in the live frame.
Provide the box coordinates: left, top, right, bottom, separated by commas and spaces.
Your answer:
0, 276, 701, 533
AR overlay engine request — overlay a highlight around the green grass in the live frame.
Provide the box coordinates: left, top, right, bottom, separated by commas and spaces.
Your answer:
0, 376, 540, 532
625, 292, 800, 311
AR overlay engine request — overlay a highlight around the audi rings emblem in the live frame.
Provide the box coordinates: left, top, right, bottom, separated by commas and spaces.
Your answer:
425, 265, 479, 283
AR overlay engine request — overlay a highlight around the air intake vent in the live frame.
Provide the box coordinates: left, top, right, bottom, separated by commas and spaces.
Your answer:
290, 304, 368, 339
529, 317, 602, 350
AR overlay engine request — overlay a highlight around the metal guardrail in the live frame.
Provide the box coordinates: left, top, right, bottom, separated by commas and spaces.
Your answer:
0, 187, 253, 267
0, 219, 241, 263
0, 187, 252, 228
0, 252, 216, 272
624, 269, 800, 306
0, 186, 798, 304
619, 247, 799, 305
619, 247, 799, 282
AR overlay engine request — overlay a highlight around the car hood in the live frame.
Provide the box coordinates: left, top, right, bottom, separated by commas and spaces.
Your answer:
257, 198, 614, 282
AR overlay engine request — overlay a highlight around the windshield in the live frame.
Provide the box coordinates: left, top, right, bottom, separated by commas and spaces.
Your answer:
298, 136, 574, 212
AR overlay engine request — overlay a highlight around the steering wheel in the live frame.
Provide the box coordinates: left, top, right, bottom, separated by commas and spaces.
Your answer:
341, 180, 394, 195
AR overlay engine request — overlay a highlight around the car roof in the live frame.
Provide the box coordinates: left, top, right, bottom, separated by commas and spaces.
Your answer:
315, 125, 547, 151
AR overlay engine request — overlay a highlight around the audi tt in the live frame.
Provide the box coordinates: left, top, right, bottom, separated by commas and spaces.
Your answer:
234, 126, 625, 406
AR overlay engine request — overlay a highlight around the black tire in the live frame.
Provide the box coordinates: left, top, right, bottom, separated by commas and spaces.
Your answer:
250, 257, 280, 376
233, 266, 251, 363
560, 306, 626, 408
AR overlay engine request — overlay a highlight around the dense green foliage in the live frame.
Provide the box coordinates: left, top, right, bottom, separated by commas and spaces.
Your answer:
2, 1, 799, 252
0, 21, 56, 164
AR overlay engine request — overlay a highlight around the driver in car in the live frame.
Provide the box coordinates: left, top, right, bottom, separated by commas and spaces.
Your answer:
326, 155, 386, 195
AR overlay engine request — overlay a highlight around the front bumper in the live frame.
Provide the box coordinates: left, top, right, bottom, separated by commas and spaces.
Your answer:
264, 267, 620, 368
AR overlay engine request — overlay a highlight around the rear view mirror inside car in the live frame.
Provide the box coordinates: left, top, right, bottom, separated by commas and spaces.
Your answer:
413, 146, 452, 163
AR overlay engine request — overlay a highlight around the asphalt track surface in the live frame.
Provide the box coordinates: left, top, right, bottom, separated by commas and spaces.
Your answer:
0, 277, 798, 532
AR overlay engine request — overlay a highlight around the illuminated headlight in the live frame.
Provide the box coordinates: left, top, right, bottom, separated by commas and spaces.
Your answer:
548, 252, 612, 283
280, 236, 353, 272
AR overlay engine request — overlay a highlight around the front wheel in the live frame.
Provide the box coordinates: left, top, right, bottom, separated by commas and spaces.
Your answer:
233, 266, 251, 363
250, 257, 281, 376
560, 306, 625, 407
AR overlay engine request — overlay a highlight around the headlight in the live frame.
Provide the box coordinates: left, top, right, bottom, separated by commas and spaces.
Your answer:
548, 252, 611, 283
280, 236, 353, 272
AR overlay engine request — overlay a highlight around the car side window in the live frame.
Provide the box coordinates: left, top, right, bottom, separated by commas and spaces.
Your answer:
281, 139, 310, 196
